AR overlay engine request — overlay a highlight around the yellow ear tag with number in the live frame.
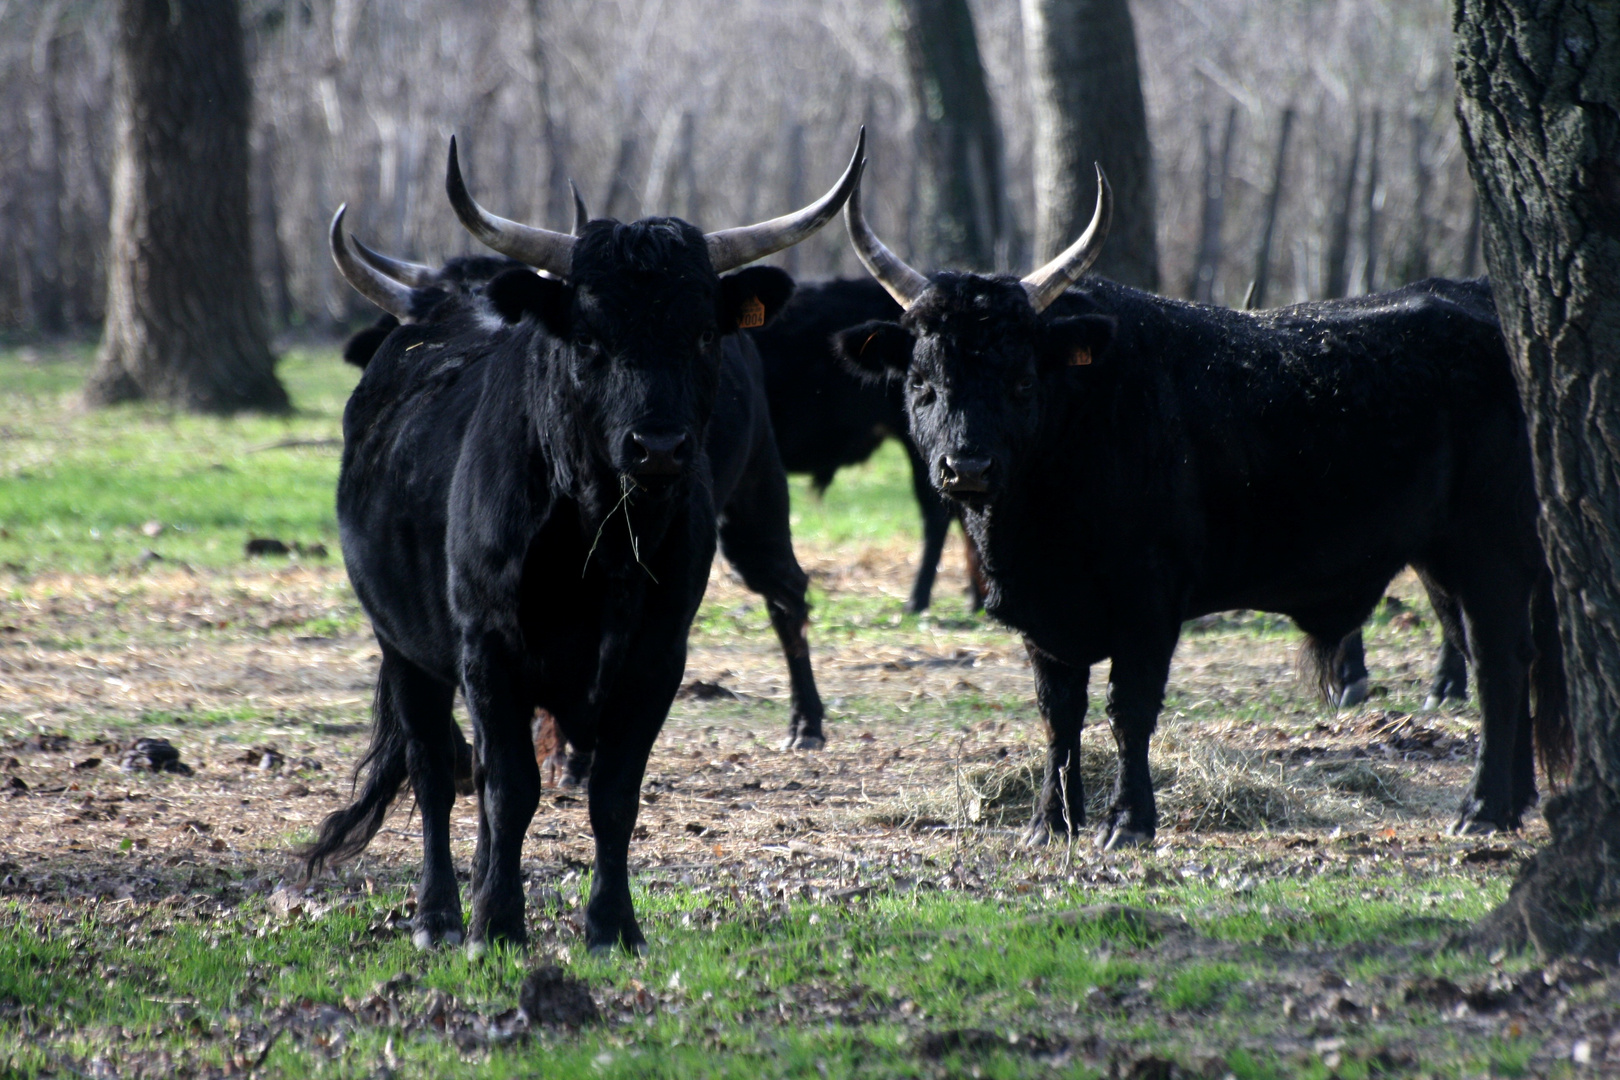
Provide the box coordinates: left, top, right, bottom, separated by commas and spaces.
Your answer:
1070, 347, 1092, 366
737, 296, 766, 329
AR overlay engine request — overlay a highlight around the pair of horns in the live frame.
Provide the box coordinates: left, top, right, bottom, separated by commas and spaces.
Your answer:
848, 164, 1113, 315
447, 129, 867, 276
329, 204, 440, 320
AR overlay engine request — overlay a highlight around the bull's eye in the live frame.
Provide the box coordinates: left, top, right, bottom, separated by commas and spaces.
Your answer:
911, 378, 936, 406
698, 330, 716, 349
573, 333, 597, 353
1013, 375, 1035, 396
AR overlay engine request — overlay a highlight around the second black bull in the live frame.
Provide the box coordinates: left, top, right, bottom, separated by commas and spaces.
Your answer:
836, 172, 1569, 847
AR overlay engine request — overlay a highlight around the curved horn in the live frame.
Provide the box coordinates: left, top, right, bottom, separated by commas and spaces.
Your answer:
351, 234, 440, 288
843, 163, 929, 310
330, 204, 418, 319
445, 135, 575, 276
1020, 165, 1112, 314
569, 180, 590, 237
704, 127, 866, 273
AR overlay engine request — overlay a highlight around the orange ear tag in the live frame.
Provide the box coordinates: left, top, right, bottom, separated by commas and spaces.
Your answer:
1070, 347, 1092, 366
737, 297, 766, 329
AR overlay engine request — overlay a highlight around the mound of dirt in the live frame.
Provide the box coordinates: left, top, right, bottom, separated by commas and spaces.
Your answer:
518, 966, 599, 1027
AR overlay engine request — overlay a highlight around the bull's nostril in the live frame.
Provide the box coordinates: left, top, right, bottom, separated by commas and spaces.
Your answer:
941, 454, 993, 494
629, 432, 688, 477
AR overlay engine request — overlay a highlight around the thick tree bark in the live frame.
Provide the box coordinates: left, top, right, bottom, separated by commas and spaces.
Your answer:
1455, 0, 1620, 960
88, 0, 285, 413
1022, 0, 1160, 290
893, 0, 1007, 271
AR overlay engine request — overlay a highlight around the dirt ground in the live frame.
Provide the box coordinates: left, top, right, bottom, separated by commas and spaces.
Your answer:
0, 538, 1541, 886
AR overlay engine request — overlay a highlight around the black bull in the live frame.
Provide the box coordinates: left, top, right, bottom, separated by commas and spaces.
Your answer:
305, 136, 862, 953
753, 277, 1471, 707
840, 253, 1569, 845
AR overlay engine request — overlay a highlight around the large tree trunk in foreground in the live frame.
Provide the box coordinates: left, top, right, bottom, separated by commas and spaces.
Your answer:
1455, 0, 1620, 961
1022, 0, 1160, 290
87, 0, 285, 413
893, 0, 1007, 271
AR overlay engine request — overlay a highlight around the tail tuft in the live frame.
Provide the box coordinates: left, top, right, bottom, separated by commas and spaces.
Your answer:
298, 675, 409, 883
1530, 575, 1573, 783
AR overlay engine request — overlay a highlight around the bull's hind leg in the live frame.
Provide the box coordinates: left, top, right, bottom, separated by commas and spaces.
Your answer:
461, 633, 541, 951
1428, 559, 1536, 834
382, 646, 463, 948
1332, 631, 1371, 707
718, 460, 826, 750
1022, 643, 1089, 847
1421, 581, 1470, 709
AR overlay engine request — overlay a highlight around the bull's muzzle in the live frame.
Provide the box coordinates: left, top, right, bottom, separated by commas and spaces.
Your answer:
628, 432, 688, 479
939, 454, 993, 495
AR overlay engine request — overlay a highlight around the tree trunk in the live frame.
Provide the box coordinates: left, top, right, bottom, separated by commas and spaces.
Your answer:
892, 0, 1006, 271
525, 0, 570, 230
88, 0, 285, 413
1359, 109, 1382, 294
1323, 112, 1363, 299
1022, 0, 1160, 290
1397, 112, 1433, 285
29, 1, 67, 334
1455, 0, 1620, 961
1185, 104, 1238, 304
1248, 105, 1295, 309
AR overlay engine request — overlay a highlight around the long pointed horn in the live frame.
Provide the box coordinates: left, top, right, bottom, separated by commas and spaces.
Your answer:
445, 136, 575, 276
704, 128, 866, 273
351, 235, 440, 288
569, 180, 590, 237
1020, 165, 1113, 314
330, 204, 418, 320
843, 163, 929, 310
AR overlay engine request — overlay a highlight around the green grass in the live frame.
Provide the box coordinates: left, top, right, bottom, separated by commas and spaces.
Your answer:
0, 867, 1534, 1079
0, 344, 356, 574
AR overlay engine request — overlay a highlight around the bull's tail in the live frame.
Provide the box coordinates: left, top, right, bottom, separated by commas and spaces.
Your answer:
1530, 573, 1573, 783
298, 672, 410, 883
1297, 633, 1344, 703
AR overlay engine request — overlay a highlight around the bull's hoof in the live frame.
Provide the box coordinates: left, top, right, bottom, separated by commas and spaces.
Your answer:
1339, 678, 1371, 708
465, 938, 488, 960
1098, 825, 1152, 851
1450, 802, 1521, 836
557, 772, 587, 790
782, 732, 825, 751
1422, 694, 1443, 712
411, 911, 465, 950
1022, 818, 1081, 848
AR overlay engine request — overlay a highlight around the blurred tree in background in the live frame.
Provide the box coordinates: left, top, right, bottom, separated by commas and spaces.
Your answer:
86, 0, 285, 413
0, 0, 1478, 336
1023, 0, 1159, 289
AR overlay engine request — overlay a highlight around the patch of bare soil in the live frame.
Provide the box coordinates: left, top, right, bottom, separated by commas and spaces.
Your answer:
0, 550, 1542, 886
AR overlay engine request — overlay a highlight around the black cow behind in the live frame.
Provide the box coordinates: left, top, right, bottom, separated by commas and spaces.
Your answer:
751, 278, 983, 613
836, 177, 1569, 848
304, 135, 861, 955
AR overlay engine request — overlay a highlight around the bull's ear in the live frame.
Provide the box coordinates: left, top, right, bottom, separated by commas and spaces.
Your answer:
486, 268, 572, 337
719, 266, 796, 332
832, 320, 914, 383
1039, 315, 1116, 372
342, 314, 400, 370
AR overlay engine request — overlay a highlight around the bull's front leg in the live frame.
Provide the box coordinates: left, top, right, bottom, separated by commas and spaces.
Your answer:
1098, 634, 1177, 851
1023, 641, 1089, 846
461, 628, 540, 952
